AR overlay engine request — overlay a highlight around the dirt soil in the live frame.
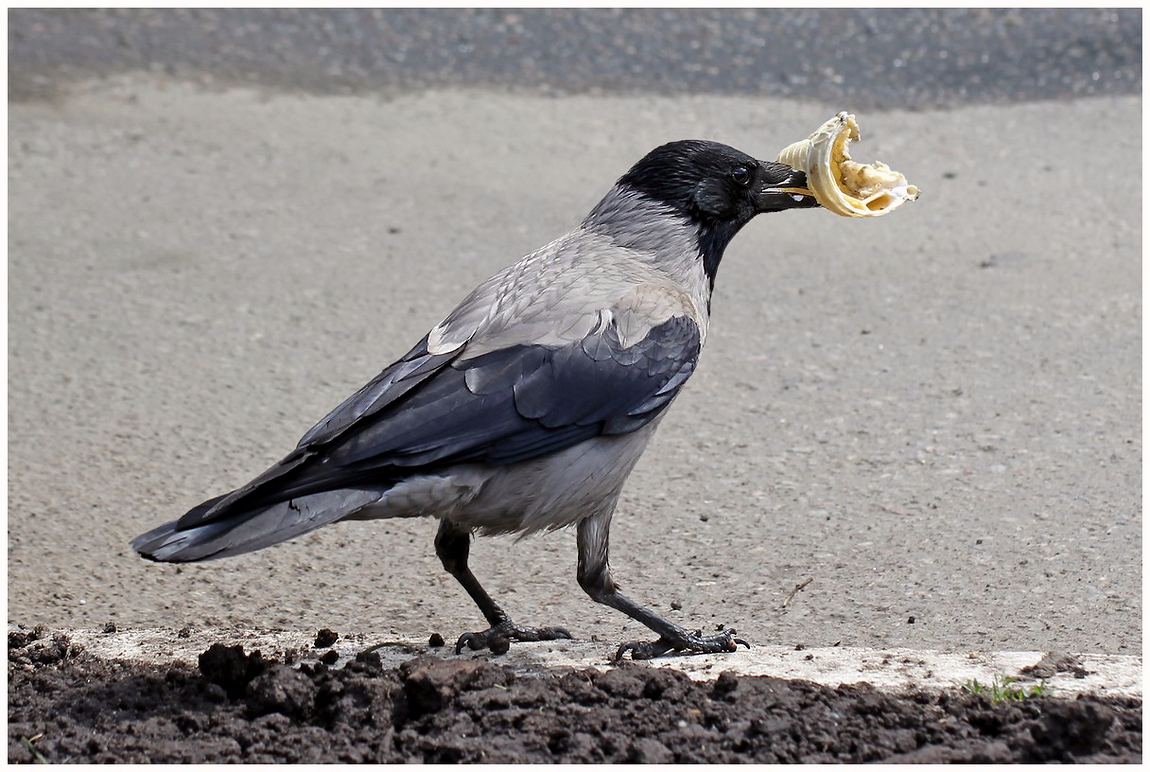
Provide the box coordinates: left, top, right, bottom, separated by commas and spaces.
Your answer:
8, 627, 1141, 764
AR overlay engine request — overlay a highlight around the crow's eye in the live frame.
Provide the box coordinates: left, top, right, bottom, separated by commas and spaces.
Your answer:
731, 165, 751, 186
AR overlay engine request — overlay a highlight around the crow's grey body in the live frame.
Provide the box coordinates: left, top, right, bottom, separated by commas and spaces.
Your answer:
133, 139, 818, 659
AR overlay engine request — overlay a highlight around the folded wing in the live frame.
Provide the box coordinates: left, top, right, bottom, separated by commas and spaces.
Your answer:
176, 313, 701, 531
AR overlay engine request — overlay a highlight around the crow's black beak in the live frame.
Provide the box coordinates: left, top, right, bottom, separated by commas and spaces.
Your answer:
756, 165, 820, 212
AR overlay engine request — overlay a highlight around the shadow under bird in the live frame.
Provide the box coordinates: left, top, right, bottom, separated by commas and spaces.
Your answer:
133, 140, 819, 660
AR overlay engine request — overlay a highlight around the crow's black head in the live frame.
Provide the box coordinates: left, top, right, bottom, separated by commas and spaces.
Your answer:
615, 140, 819, 286
619, 140, 818, 223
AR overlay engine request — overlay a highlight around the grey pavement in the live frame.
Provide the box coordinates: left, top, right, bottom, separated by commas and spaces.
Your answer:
6, 9, 1142, 659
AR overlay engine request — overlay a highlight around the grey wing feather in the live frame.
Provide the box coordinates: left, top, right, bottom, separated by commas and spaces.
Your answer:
322, 314, 699, 469
173, 335, 459, 530
179, 314, 701, 526
298, 334, 461, 447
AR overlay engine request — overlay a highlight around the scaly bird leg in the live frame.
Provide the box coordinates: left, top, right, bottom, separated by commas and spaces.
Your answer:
576, 511, 749, 661
435, 518, 571, 654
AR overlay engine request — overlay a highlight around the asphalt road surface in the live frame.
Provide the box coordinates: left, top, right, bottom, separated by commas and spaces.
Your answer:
7, 9, 1141, 658
9, 8, 1141, 107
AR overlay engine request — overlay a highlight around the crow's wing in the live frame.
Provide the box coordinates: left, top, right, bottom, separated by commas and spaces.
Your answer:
178, 313, 700, 528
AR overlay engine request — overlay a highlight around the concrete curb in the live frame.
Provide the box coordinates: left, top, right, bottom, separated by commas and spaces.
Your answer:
41, 627, 1142, 700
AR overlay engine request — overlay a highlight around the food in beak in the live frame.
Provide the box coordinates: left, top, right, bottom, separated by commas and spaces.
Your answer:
776, 112, 919, 218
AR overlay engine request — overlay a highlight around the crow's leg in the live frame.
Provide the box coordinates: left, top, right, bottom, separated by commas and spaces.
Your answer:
435, 518, 571, 654
577, 510, 749, 661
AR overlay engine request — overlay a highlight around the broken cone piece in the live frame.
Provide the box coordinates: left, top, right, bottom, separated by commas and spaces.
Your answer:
776, 112, 919, 218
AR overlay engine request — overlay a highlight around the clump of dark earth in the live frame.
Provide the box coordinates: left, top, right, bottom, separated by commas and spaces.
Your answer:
8, 630, 1142, 763
1022, 651, 1093, 680
197, 643, 268, 700
313, 628, 339, 649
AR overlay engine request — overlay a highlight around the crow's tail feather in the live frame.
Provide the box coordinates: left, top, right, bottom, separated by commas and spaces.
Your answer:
131, 489, 384, 562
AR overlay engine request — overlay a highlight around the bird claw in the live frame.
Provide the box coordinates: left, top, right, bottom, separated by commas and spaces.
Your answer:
614, 628, 750, 661
454, 622, 572, 654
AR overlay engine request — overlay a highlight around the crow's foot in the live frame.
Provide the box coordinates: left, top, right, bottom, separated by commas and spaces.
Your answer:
454, 621, 572, 655
614, 628, 749, 661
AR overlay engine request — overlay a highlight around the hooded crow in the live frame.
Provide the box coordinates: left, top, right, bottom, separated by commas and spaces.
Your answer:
132, 140, 819, 660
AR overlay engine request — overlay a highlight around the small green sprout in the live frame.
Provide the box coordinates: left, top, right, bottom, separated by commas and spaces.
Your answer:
21, 735, 48, 764
961, 674, 1050, 704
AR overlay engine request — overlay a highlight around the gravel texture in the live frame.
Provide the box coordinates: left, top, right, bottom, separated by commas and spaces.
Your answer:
9, 80, 1140, 655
